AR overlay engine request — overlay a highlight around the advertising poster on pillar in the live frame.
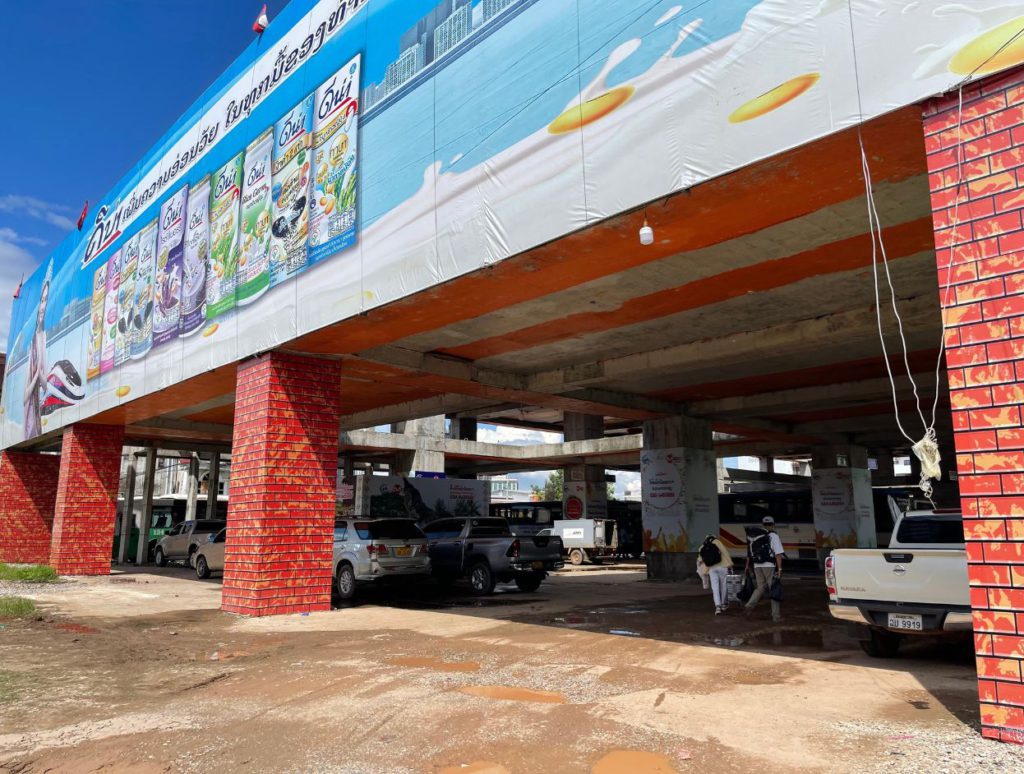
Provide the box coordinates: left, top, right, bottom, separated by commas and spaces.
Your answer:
811, 468, 877, 549
3, 0, 1022, 449
641, 447, 717, 553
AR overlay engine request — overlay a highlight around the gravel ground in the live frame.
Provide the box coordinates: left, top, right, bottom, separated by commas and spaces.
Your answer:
0, 578, 80, 598
834, 720, 1024, 772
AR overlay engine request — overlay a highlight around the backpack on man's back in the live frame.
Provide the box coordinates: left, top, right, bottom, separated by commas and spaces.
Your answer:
698, 535, 722, 567
747, 527, 776, 565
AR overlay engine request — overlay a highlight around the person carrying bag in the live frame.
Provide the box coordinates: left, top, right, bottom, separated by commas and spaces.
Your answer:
697, 534, 733, 615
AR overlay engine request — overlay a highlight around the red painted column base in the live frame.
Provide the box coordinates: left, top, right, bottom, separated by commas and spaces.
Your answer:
50, 424, 125, 576
221, 352, 342, 617
0, 451, 61, 565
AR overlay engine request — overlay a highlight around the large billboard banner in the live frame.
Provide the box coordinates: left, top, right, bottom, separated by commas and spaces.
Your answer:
3, 0, 1023, 448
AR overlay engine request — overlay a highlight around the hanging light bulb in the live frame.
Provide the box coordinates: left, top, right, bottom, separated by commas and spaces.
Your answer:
639, 218, 654, 246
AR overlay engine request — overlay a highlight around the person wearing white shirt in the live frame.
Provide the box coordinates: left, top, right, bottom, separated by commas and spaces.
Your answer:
743, 515, 785, 622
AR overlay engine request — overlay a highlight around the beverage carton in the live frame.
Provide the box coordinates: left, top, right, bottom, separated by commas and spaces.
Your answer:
154, 186, 188, 347
180, 176, 211, 337
238, 129, 274, 305
271, 95, 314, 286
208, 153, 243, 319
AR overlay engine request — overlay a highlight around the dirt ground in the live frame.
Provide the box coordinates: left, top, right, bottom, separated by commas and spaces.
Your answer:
0, 566, 1020, 773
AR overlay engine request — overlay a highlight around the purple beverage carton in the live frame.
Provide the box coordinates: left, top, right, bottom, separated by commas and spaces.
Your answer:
153, 186, 188, 347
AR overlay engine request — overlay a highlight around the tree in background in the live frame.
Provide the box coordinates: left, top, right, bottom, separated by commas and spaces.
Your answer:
530, 470, 564, 501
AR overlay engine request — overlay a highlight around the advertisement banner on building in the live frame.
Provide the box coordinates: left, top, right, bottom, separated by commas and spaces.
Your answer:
3, 0, 1020, 448
641, 446, 717, 553
812, 467, 877, 549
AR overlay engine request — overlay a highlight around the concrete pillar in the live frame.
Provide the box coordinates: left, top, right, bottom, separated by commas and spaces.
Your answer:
222, 352, 342, 616
640, 415, 718, 580
454, 417, 477, 442
562, 412, 607, 520
392, 415, 445, 476
50, 424, 125, 576
136, 448, 157, 565
0, 451, 61, 565
185, 453, 200, 521
925, 67, 1024, 743
810, 446, 876, 564
207, 452, 221, 520
117, 454, 137, 564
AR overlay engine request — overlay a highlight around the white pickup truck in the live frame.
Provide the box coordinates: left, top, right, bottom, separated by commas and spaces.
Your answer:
825, 509, 970, 658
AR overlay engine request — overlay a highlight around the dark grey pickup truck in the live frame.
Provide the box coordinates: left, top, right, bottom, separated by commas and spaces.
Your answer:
423, 517, 564, 595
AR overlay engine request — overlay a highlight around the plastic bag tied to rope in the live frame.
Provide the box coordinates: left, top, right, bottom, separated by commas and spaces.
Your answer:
911, 429, 942, 501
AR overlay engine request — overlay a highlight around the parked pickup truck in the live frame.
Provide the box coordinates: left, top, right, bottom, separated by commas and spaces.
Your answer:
825, 509, 970, 658
423, 517, 564, 595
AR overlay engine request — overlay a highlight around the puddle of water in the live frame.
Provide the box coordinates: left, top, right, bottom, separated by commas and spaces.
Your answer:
609, 629, 641, 637
57, 623, 98, 634
437, 762, 510, 774
389, 656, 480, 673
459, 685, 566, 704
743, 629, 825, 649
550, 616, 590, 628
592, 750, 678, 774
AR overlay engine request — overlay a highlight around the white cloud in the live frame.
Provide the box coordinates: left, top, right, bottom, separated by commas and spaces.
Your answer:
0, 227, 46, 247
610, 469, 640, 497
477, 423, 562, 445
0, 233, 43, 349
0, 195, 76, 231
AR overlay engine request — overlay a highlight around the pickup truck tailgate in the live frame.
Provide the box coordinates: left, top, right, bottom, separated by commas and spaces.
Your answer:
832, 548, 970, 606
518, 534, 563, 563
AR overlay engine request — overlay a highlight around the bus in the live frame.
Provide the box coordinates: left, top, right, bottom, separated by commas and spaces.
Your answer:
489, 499, 644, 558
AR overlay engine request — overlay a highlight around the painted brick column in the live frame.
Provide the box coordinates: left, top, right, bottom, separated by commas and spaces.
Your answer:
924, 65, 1024, 744
50, 424, 125, 576
221, 352, 342, 617
0, 451, 61, 564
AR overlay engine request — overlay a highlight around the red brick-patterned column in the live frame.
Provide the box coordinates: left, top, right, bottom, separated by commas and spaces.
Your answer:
924, 65, 1024, 744
50, 424, 125, 576
0, 451, 61, 564
221, 352, 342, 617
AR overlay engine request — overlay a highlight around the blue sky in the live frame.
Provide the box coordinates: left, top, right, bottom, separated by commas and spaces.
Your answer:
0, 0, 292, 346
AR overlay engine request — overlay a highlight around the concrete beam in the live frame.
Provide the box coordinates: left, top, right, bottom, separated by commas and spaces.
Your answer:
338, 394, 503, 431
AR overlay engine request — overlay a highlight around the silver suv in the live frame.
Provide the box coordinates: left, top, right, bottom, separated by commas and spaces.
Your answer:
153, 520, 225, 568
332, 519, 430, 599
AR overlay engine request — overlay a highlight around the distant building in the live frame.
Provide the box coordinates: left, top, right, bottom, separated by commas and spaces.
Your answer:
482, 474, 531, 503
483, 0, 517, 22
435, 4, 473, 60
384, 43, 425, 93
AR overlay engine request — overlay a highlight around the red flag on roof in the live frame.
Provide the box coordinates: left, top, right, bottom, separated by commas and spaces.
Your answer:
253, 4, 269, 34
76, 200, 88, 231
13, 274, 24, 299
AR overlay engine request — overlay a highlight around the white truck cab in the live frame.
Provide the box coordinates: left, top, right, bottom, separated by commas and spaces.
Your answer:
825, 509, 970, 657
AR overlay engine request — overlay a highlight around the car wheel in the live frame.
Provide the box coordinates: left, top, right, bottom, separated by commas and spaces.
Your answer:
860, 629, 902, 658
514, 573, 544, 593
569, 548, 585, 566
469, 561, 496, 596
154, 547, 167, 567
336, 563, 356, 600
187, 546, 198, 568
195, 554, 210, 580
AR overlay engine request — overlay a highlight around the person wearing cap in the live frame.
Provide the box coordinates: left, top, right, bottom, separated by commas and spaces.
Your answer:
743, 516, 785, 621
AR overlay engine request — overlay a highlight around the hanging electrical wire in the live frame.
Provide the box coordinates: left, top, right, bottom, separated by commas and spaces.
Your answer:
845, 1, 1024, 501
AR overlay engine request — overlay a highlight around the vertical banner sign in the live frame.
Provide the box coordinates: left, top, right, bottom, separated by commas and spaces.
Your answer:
181, 176, 211, 337
641, 448, 689, 553
310, 54, 361, 265
99, 250, 120, 375
154, 187, 188, 346
116, 244, 137, 366
238, 129, 274, 305
271, 95, 314, 286
86, 261, 108, 381
132, 222, 158, 360
208, 153, 243, 318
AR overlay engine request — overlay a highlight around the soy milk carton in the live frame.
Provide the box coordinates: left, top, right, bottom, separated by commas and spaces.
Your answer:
180, 176, 210, 337
116, 240, 137, 366
131, 221, 157, 360
237, 129, 273, 305
154, 186, 188, 346
270, 96, 314, 286
86, 259, 108, 381
207, 153, 243, 319
99, 248, 122, 374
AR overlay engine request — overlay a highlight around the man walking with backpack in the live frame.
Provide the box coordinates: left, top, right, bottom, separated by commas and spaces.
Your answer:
698, 534, 733, 615
744, 516, 785, 622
